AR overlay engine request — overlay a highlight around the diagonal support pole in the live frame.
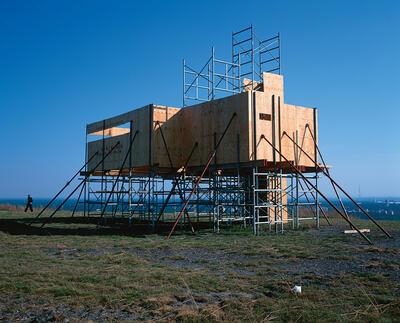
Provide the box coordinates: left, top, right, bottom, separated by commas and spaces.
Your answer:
301, 126, 351, 221
284, 128, 391, 239
155, 122, 197, 232
154, 141, 197, 228
30, 152, 98, 225
98, 130, 139, 225
38, 142, 121, 228
299, 176, 331, 225
261, 135, 373, 245
71, 178, 86, 218
297, 178, 331, 225
167, 113, 237, 239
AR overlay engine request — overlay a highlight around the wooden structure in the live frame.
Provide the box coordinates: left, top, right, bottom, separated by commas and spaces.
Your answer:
83, 72, 321, 230
34, 25, 390, 243
87, 73, 318, 175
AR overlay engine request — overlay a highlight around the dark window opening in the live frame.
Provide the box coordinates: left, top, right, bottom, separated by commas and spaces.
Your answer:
259, 113, 271, 121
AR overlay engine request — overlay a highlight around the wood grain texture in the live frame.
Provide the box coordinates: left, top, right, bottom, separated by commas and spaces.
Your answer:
86, 73, 318, 173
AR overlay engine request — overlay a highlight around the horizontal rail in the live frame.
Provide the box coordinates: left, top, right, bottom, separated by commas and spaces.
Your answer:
265, 67, 280, 73
233, 48, 252, 57
232, 26, 252, 36
260, 46, 280, 54
260, 135, 372, 245
185, 84, 209, 90
261, 57, 281, 64
184, 96, 209, 102
232, 37, 252, 47
260, 35, 279, 44
214, 58, 240, 66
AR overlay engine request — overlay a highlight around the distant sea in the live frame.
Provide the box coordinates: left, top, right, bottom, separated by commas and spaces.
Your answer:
1, 197, 399, 221
0, 198, 85, 212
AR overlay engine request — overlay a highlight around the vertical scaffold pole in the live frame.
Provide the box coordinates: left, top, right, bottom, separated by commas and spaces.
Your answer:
167, 113, 237, 238
252, 166, 257, 235
295, 130, 299, 229
183, 59, 185, 107
211, 47, 215, 100
261, 135, 373, 244
313, 108, 320, 228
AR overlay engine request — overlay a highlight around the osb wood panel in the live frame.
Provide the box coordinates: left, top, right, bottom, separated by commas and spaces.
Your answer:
262, 72, 284, 95
86, 71, 318, 172
181, 91, 251, 168
280, 104, 316, 167
254, 72, 284, 162
88, 133, 129, 172
131, 105, 151, 167
86, 106, 150, 134
90, 127, 130, 137
152, 105, 183, 168
88, 105, 184, 171
87, 106, 151, 172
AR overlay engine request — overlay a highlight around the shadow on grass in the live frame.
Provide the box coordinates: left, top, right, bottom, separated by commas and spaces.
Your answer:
0, 216, 211, 238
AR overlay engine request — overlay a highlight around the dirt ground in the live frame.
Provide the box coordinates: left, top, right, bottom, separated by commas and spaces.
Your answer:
0, 211, 399, 322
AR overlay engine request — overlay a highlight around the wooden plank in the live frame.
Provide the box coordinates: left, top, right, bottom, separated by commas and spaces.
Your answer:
90, 127, 130, 137
86, 105, 150, 134
344, 229, 370, 234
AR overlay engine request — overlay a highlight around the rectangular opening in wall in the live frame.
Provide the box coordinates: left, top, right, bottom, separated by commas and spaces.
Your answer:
87, 122, 131, 142
259, 113, 271, 121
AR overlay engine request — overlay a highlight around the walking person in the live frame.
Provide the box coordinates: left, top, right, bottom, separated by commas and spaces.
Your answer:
24, 194, 33, 212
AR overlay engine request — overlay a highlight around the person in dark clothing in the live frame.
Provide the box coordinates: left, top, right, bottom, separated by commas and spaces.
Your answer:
24, 194, 33, 212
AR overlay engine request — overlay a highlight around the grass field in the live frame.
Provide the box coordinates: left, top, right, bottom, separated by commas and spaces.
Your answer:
0, 211, 399, 322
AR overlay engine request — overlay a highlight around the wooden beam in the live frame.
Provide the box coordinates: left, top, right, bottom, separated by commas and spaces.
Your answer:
344, 229, 370, 234
90, 127, 130, 137
86, 105, 151, 134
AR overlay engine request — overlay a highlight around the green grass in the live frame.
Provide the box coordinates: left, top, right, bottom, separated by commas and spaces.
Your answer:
0, 211, 399, 322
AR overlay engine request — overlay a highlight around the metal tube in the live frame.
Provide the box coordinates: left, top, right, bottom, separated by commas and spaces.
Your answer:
284, 129, 392, 239
154, 142, 198, 226
233, 26, 252, 36
30, 151, 98, 225
278, 33, 281, 74
183, 59, 185, 107
167, 113, 237, 238
261, 135, 373, 245
98, 131, 139, 223
211, 47, 215, 99
39, 141, 121, 228
155, 122, 195, 231
71, 180, 85, 217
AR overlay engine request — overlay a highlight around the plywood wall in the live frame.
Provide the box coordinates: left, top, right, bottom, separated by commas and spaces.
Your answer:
254, 72, 317, 167
181, 91, 251, 168
253, 72, 284, 162
87, 105, 185, 171
280, 104, 317, 167
152, 105, 182, 168
86, 72, 317, 172
87, 105, 151, 172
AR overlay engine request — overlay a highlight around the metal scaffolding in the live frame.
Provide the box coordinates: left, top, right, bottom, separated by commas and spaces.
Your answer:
31, 25, 391, 245
183, 25, 281, 106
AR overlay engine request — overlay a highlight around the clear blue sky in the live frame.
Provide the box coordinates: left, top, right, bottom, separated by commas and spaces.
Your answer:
0, 0, 399, 198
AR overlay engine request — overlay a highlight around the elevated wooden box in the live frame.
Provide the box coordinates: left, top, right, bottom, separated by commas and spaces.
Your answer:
86, 73, 317, 174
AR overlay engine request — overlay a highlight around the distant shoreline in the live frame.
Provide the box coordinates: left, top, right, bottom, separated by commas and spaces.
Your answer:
1, 197, 399, 221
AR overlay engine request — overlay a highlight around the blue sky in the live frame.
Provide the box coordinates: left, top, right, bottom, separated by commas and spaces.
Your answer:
0, 0, 399, 198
